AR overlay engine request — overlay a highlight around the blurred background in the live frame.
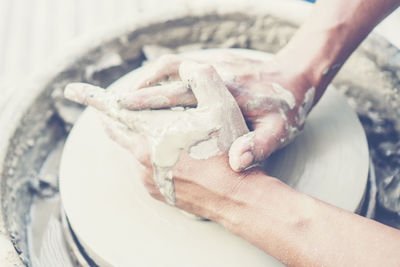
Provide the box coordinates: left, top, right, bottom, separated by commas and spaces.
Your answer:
0, 0, 399, 91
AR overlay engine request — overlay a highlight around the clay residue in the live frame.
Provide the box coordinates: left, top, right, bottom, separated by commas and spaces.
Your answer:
296, 87, 315, 127
143, 95, 170, 108
189, 137, 220, 160
271, 83, 296, 110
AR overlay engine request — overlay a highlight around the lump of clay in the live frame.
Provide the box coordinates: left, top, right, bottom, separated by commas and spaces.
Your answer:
65, 61, 249, 204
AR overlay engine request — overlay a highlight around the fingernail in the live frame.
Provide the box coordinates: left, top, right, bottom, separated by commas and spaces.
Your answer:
239, 151, 254, 170
64, 83, 96, 104
230, 150, 254, 172
64, 83, 79, 102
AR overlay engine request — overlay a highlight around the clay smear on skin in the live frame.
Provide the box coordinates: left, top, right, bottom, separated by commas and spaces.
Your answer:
138, 63, 249, 204
296, 87, 315, 127
137, 108, 221, 204
63, 83, 219, 204
255, 84, 315, 146
143, 95, 170, 108
285, 87, 315, 144
244, 83, 296, 113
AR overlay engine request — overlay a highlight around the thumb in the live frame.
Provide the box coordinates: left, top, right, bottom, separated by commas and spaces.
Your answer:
228, 113, 287, 172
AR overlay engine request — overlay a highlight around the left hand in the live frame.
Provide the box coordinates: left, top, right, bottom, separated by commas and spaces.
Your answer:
65, 61, 250, 205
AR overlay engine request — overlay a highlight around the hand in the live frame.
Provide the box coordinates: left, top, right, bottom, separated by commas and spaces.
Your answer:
116, 50, 316, 171
64, 61, 249, 204
97, 109, 258, 221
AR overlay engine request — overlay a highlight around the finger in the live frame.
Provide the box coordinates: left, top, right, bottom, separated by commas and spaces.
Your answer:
118, 81, 197, 110
101, 115, 151, 167
65, 83, 153, 130
136, 54, 182, 89
179, 61, 249, 150
64, 83, 110, 112
178, 61, 232, 108
229, 113, 287, 172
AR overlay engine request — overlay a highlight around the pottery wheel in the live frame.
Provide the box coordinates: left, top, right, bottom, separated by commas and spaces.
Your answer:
59, 49, 369, 266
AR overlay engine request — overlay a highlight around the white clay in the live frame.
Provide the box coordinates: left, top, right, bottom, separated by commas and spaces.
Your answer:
271, 82, 296, 110
189, 137, 220, 160
296, 87, 315, 128
143, 95, 171, 107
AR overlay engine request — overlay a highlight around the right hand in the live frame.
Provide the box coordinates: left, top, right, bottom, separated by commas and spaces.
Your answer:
114, 50, 316, 171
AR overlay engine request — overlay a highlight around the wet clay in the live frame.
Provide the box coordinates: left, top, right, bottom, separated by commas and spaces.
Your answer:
65, 60, 249, 204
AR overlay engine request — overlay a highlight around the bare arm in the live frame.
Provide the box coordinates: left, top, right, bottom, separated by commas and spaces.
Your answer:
172, 6, 400, 263
277, 0, 400, 102
172, 154, 400, 267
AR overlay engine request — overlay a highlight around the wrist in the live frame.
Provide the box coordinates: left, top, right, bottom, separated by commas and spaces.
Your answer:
275, 0, 399, 102
217, 169, 321, 265
275, 24, 345, 101
215, 168, 286, 234
173, 154, 281, 223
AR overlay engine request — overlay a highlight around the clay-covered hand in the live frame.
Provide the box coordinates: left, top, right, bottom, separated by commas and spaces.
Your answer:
115, 50, 316, 171
65, 61, 249, 204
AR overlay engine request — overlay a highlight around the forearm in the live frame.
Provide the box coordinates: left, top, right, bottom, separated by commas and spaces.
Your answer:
217, 170, 400, 266
277, 0, 400, 101
150, 149, 400, 265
